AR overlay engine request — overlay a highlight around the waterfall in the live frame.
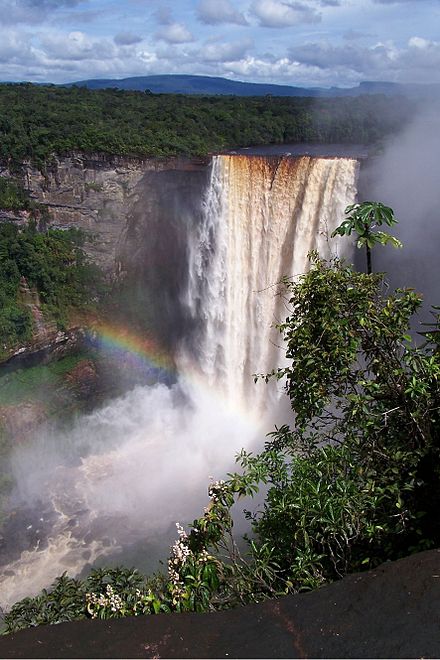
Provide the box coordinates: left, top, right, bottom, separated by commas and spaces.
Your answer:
0, 153, 359, 611
184, 154, 358, 410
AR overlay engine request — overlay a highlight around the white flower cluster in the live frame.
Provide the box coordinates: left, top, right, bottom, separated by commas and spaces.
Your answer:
132, 588, 155, 615
169, 523, 190, 568
168, 522, 192, 597
176, 522, 188, 540
208, 479, 226, 500
85, 584, 124, 618
198, 549, 210, 563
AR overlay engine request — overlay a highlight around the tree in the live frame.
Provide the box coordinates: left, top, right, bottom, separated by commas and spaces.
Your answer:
331, 201, 402, 273
182, 252, 440, 598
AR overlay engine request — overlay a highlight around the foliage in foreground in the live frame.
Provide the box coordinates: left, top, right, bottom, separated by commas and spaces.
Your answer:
331, 201, 402, 274
5, 254, 440, 633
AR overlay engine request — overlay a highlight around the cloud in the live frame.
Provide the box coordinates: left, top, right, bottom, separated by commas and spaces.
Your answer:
399, 36, 440, 74
0, 29, 33, 64
221, 55, 300, 77
0, 0, 437, 88
197, 0, 248, 26
288, 41, 379, 70
0, 2, 47, 24
408, 36, 433, 49
216, 54, 349, 86
372, 0, 431, 3
0, 24, 176, 83
155, 23, 194, 44
288, 37, 440, 83
40, 30, 115, 61
114, 32, 143, 46
153, 8, 195, 44
54, 9, 104, 24
24, 0, 83, 6
20, 0, 84, 11
200, 38, 253, 62
250, 0, 321, 28
0, 0, 85, 24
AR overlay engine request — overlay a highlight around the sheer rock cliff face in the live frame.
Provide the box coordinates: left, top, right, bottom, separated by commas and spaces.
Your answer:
0, 155, 210, 371
29, 153, 212, 349
116, 166, 210, 348
22, 154, 210, 275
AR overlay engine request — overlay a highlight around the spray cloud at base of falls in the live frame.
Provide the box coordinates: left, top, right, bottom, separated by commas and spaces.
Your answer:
0, 153, 359, 610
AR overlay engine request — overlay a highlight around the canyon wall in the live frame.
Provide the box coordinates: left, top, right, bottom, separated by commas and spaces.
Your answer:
20, 153, 209, 274
0, 155, 209, 369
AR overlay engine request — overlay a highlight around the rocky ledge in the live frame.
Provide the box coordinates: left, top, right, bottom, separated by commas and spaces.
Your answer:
0, 548, 439, 658
0, 327, 86, 374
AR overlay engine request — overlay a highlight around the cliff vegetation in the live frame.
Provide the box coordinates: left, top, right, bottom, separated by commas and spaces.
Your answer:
0, 221, 104, 359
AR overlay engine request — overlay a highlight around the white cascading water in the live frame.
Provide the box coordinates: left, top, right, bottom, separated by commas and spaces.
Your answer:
184, 155, 358, 410
0, 154, 358, 611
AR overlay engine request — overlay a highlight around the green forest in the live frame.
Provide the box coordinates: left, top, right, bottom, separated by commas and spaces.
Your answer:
0, 83, 414, 167
0, 223, 102, 357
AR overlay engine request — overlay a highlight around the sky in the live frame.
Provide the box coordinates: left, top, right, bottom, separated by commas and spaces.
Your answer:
0, 0, 439, 88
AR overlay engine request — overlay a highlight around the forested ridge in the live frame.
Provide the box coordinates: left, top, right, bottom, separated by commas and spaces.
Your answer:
0, 83, 414, 167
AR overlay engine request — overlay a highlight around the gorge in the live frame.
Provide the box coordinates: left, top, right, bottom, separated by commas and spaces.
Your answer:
0, 150, 360, 612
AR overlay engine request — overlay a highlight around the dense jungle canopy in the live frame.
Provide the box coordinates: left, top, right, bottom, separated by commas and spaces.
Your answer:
0, 83, 415, 167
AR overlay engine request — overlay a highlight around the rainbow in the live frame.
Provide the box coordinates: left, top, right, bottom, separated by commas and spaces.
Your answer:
87, 322, 176, 376
85, 321, 268, 431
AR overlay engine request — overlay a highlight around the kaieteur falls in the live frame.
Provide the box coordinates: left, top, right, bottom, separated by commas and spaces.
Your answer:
0, 153, 359, 611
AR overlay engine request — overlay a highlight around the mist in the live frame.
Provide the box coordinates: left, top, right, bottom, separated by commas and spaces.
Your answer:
0, 377, 268, 610
361, 103, 440, 321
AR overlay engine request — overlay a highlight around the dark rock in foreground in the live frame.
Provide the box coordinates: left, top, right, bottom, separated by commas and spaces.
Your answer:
1, 549, 439, 658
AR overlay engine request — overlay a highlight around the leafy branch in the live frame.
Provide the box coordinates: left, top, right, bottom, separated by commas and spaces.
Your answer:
332, 201, 402, 273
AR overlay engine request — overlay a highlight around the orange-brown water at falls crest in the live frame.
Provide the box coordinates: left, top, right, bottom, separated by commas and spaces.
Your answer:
0, 154, 358, 612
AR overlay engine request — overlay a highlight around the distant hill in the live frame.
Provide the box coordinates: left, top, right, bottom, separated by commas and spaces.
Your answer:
67, 74, 440, 98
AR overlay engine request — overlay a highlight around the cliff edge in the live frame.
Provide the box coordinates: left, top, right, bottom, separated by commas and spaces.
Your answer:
0, 548, 439, 659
